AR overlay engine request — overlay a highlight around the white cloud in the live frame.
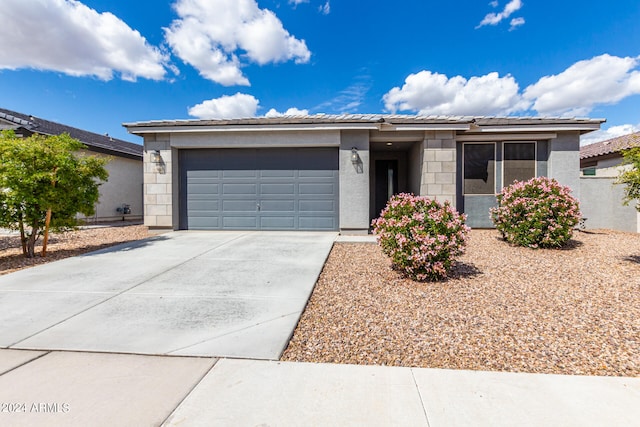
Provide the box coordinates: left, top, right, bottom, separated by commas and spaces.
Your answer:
509, 17, 525, 31
265, 107, 309, 117
523, 54, 640, 116
289, 0, 309, 5
165, 0, 311, 86
477, 0, 523, 28
0, 0, 168, 81
489, 1, 499, 7
383, 71, 525, 116
189, 95, 310, 120
319, 1, 331, 15
383, 54, 640, 118
580, 123, 640, 146
188, 93, 260, 119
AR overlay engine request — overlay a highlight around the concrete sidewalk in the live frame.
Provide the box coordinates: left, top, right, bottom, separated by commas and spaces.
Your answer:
1, 350, 638, 427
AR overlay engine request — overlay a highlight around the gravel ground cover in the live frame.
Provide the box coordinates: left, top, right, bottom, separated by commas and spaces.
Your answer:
0, 224, 150, 276
282, 229, 640, 377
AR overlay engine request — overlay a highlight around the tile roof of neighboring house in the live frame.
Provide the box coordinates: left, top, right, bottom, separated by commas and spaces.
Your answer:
0, 108, 142, 159
124, 114, 605, 129
580, 131, 640, 160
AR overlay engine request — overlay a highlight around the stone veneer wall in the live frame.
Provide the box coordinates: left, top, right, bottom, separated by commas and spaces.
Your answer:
143, 134, 173, 228
420, 130, 457, 206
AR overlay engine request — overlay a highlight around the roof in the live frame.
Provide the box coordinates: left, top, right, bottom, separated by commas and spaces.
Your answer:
124, 114, 605, 129
580, 131, 640, 160
0, 107, 142, 159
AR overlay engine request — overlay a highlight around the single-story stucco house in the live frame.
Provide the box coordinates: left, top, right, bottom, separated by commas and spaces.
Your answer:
580, 131, 640, 176
580, 131, 640, 232
0, 107, 143, 222
124, 115, 603, 233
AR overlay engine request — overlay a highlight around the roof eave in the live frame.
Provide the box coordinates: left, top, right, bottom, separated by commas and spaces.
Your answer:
465, 123, 603, 134
125, 123, 379, 134
124, 122, 473, 135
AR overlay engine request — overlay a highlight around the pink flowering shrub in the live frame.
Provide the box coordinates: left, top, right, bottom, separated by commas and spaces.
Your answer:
490, 176, 581, 249
371, 193, 470, 281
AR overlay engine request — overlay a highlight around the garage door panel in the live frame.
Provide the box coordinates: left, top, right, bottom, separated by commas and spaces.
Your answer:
189, 192, 219, 200
299, 183, 335, 196
187, 178, 220, 187
222, 200, 257, 212
188, 183, 220, 195
260, 200, 295, 212
181, 148, 338, 230
189, 217, 220, 229
223, 183, 258, 195
260, 183, 295, 195
299, 200, 335, 212
223, 216, 258, 229
260, 170, 295, 178
223, 170, 258, 178
188, 200, 220, 211
260, 216, 295, 229
299, 216, 335, 230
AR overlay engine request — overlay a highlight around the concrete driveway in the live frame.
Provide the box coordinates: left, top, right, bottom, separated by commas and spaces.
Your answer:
0, 231, 336, 359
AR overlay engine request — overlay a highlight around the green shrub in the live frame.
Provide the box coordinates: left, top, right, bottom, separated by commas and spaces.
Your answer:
371, 193, 470, 281
490, 177, 581, 248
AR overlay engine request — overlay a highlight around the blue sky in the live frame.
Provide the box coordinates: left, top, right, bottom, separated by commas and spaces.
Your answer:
1, 0, 639, 144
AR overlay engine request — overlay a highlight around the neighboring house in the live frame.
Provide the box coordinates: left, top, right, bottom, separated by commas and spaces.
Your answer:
580, 131, 640, 232
0, 107, 143, 222
124, 115, 603, 233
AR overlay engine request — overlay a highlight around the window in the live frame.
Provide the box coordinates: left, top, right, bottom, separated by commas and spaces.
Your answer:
582, 167, 596, 176
503, 142, 536, 186
464, 143, 495, 195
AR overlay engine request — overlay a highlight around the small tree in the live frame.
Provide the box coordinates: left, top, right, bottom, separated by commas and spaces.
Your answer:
0, 130, 109, 258
616, 143, 640, 211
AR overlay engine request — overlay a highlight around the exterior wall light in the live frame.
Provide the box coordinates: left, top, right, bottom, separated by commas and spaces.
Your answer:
150, 150, 162, 164
350, 147, 360, 164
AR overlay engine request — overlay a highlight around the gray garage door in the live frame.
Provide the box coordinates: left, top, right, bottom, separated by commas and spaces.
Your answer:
180, 148, 339, 230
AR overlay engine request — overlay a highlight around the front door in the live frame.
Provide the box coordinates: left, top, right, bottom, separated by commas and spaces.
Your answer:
374, 159, 399, 217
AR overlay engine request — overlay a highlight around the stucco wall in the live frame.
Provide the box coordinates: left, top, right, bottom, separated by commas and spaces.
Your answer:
339, 130, 370, 233
548, 131, 581, 200
78, 151, 142, 222
580, 177, 639, 232
581, 156, 631, 178
170, 130, 340, 148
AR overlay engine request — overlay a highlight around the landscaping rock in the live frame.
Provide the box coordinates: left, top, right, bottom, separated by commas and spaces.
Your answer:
282, 230, 640, 377
0, 224, 150, 276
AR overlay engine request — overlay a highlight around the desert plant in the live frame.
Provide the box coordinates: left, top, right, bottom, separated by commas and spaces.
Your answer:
371, 193, 470, 281
490, 176, 581, 248
615, 142, 640, 210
